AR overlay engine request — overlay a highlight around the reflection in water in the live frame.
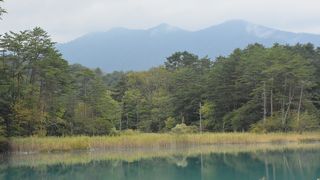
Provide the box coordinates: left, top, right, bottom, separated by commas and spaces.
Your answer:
0, 146, 320, 180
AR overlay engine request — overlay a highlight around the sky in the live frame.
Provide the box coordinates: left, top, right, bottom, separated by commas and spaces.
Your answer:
1, 0, 320, 43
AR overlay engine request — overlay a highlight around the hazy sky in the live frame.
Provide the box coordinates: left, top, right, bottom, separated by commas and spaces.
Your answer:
1, 0, 320, 43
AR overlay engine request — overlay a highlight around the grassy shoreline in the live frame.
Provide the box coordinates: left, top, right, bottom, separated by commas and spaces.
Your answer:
8, 132, 320, 153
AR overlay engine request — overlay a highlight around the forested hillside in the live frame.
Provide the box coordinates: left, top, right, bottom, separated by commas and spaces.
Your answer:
57, 20, 320, 71
1, 27, 320, 137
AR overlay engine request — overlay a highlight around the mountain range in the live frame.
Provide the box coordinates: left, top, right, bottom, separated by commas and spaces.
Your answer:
57, 20, 320, 72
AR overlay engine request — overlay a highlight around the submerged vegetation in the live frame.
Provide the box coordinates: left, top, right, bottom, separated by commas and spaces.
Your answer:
9, 132, 320, 153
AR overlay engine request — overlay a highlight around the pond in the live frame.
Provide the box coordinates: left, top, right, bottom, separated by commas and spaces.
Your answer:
1, 144, 320, 180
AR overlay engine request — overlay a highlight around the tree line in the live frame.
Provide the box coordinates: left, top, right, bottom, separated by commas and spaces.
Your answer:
0, 27, 320, 136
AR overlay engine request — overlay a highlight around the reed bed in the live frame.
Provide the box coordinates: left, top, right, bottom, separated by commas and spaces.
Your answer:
8, 132, 320, 153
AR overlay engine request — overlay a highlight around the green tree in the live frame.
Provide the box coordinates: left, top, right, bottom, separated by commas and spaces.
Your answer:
0, 27, 63, 136
166, 52, 211, 127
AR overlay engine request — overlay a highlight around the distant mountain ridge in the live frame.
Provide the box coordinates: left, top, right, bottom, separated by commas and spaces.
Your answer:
57, 20, 320, 72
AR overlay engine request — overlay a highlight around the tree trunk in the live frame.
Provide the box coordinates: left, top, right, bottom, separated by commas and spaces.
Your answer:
297, 84, 303, 133
136, 102, 139, 129
270, 77, 273, 116
199, 102, 202, 133
181, 112, 184, 124
84, 79, 87, 118
281, 76, 287, 122
283, 87, 294, 128
126, 113, 129, 129
119, 118, 122, 131
270, 89, 273, 116
263, 82, 267, 123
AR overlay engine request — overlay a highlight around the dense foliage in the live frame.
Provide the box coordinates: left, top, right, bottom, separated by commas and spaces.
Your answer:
0, 27, 320, 136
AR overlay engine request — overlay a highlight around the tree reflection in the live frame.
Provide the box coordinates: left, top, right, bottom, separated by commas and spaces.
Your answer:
1, 148, 320, 180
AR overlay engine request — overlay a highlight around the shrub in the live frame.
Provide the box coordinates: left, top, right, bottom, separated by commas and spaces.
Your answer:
289, 112, 319, 132
250, 115, 283, 133
109, 127, 120, 136
0, 137, 9, 153
120, 129, 140, 135
251, 111, 320, 133
0, 117, 6, 136
87, 118, 113, 135
171, 123, 198, 134
165, 117, 176, 130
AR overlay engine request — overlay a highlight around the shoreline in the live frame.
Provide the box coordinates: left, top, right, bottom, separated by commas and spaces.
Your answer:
6, 132, 320, 153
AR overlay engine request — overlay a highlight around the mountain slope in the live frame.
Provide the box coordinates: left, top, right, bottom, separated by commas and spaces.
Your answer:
57, 20, 320, 71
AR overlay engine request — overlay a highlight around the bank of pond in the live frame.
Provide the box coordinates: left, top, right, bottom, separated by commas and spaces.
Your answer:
1, 132, 320, 153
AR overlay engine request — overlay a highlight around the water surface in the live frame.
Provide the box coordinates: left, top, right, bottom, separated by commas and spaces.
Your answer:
1, 144, 320, 180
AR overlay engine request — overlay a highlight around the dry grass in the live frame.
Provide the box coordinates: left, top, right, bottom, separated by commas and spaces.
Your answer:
8, 132, 320, 153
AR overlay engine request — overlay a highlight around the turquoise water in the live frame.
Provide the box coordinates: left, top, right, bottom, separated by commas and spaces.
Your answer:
1, 147, 320, 180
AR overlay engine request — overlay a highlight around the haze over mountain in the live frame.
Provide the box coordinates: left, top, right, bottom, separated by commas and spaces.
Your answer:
57, 20, 320, 72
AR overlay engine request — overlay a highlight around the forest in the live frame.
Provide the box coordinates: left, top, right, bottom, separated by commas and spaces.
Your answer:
0, 26, 320, 138
2, 1, 320, 180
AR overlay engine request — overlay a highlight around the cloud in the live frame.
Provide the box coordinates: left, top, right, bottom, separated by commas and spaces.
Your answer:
1, 0, 320, 42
